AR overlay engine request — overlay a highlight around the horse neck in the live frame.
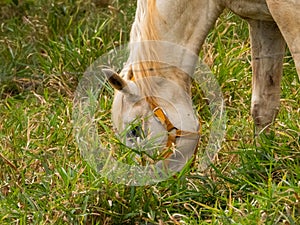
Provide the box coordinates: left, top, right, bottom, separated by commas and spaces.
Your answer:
127, 0, 223, 92
130, 0, 223, 53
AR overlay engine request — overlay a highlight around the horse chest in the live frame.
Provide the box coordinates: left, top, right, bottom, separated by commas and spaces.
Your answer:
224, 0, 273, 21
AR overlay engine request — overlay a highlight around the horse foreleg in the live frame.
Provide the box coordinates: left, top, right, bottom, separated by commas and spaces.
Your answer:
248, 20, 286, 133
266, 0, 300, 80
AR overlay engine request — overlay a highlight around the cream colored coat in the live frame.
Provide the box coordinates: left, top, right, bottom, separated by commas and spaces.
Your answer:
104, 0, 299, 172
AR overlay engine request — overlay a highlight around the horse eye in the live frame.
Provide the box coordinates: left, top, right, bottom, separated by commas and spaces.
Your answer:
127, 125, 142, 138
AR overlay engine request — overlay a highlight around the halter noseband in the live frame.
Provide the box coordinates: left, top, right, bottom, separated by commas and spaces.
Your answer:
145, 96, 201, 160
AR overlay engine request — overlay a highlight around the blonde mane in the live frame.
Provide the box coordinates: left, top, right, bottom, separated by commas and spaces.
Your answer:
126, 0, 191, 96
127, 0, 162, 96
130, 0, 160, 42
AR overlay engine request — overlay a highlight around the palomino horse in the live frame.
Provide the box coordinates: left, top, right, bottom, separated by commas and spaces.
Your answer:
103, 0, 300, 173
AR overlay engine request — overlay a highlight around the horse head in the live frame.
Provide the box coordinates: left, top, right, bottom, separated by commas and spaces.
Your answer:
103, 63, 200, 172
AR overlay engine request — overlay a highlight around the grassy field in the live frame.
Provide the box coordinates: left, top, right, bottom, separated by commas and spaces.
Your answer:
0, 0, 299, 224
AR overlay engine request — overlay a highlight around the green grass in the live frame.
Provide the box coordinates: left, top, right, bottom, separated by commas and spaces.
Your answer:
1, 1, 299, 224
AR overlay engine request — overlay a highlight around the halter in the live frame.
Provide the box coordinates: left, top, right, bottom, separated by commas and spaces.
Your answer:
128, 70, 200, 162
145, 96, 201, 160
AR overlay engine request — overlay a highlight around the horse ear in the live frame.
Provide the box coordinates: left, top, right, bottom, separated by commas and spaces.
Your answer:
102, 68, 139, 96
102, 68, 127, 91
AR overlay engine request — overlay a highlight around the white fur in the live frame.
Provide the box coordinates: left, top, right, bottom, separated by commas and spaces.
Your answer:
109, 0, 300, 172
